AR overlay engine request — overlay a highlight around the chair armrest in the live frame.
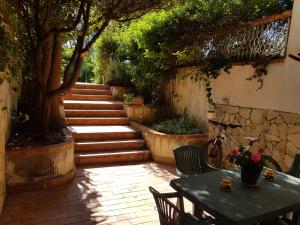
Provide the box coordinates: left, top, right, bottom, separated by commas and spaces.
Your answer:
160, 192, 181, 198
176, 168, 189, 178
203, 164, 218, 172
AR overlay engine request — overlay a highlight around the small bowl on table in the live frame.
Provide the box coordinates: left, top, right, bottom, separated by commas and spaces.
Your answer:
264, 168, 275, 181
220, 177, 232, 190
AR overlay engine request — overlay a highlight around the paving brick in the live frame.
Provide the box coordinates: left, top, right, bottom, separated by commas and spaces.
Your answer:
0, 163, 191, 225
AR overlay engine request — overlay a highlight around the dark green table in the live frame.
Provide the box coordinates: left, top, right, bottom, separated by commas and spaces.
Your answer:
170, 169, 300, 225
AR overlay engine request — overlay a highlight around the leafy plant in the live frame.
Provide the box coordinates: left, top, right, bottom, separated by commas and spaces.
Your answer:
106, 59, 134, 87
123, 93, 134, 104
151, 117, 202, 135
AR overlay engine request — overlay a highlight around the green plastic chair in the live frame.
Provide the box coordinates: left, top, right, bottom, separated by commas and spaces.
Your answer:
149, 186, 216, 225
286, 154, 300, 178
173, 145, 217, 177
265, 155, 300, 225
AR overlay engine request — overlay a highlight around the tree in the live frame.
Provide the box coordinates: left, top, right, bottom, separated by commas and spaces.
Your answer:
289, 53, 300, 62
8, 0, 166, 133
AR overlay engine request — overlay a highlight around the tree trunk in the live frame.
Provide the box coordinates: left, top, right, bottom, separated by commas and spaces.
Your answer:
30, 33, 64, 133
47, 35, 64, 130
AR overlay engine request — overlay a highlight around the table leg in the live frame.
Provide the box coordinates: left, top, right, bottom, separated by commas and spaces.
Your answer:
194, 203, 204, 218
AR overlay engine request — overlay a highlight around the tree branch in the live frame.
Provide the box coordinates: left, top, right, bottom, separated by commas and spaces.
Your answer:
289, 53, 300, 62
82, 20, 110, 53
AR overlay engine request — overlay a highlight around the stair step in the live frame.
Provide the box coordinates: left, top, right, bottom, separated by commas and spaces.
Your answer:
74, 150, 150, 166
75, 139, 146, 152
69, 125, 141, 141
65, 117, 129, 125
65, 109, 126, 118
64, 94, 114, 101
74, 83, 110, 90
64, 100, 123, 110
70, 89, 112, 95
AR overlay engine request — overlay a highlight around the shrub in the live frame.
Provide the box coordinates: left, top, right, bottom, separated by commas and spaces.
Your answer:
151, 117, 202, 135
106, 59, 134, 87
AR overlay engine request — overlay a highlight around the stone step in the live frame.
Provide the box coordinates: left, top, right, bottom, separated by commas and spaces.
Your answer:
69, 125, 141, 141
65, 109, 127, 118
74, 139, 146, 152
65, 117, 129, 126
70, 89, 112, 96
74, 83, 110, 90
64, 100, 123, 110
64, 94, 114, 101
74, 150, 150, 166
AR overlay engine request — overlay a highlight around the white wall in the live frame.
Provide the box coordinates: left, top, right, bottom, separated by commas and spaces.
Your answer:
211, 1, 300, 114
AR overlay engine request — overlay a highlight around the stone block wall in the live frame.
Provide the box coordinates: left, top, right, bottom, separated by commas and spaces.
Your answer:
209, 104, 300, 170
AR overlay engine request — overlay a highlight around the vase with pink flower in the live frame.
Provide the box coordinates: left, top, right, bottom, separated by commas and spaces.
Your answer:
227, 146, 267, 186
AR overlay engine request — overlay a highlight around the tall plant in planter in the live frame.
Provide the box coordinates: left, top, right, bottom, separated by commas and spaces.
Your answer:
7, 0, 167, 134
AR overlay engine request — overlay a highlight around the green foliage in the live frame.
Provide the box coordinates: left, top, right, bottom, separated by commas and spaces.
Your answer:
62, 48, 95, 83
0, 6, 23, 85
92, 0, 293, 104
152, 117, 202, 135
123, 93, 134, 104
106, 60, 134, 87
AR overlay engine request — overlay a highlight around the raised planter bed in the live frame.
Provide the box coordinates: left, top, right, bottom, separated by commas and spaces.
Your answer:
124, 104, 168, 124
5, 129, 75, 193
130, 122, 209, 165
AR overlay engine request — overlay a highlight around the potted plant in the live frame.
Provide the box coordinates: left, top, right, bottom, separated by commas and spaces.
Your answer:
227, 147, 267, 186
123, 93, 144, 105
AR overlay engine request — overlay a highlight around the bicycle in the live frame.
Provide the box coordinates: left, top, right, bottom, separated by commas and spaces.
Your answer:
205, 119, 282, 171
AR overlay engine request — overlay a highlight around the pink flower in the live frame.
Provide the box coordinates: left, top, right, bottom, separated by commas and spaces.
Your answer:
258, 148, 266, 155
229, 148, 239, 157
251, 152, 261, 163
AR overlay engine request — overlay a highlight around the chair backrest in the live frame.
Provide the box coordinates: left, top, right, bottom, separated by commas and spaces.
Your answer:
287, 154, 300, 178
173, 145, 207, 176
149, 186, 188, 225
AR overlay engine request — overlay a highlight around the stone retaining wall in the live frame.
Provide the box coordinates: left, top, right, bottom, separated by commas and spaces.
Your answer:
209, 104, 300, 170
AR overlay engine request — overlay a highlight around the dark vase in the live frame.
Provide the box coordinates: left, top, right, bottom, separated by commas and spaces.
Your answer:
241, 164, 262, 186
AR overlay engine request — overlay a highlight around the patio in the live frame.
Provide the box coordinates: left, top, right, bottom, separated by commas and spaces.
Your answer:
0, 163, 192, 225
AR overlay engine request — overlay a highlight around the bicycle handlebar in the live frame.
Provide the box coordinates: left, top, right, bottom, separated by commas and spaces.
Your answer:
208, 119, 242, 129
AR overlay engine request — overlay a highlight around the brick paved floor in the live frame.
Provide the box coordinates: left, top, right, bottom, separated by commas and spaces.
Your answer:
0, 162, 192, 225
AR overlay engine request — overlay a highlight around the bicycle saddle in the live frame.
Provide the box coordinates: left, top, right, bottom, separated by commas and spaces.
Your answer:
208, 120, 242, 129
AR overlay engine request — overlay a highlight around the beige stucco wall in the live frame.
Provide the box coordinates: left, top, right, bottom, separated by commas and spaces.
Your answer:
164, 67, 208, 130
0, 79, 18, 213
211, 2, 300, 114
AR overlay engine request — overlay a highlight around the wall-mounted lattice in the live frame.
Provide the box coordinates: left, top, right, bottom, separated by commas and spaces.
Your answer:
205, 11, 291, 62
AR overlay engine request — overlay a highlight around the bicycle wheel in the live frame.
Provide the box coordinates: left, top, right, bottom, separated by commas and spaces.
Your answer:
205, 139, 223, 168
263, 155, 283, 172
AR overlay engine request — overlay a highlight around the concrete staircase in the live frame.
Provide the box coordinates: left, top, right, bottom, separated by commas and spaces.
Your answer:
64, 83, 150, 166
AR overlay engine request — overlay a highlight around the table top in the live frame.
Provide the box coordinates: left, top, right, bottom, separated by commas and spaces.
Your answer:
170, 169, 300, 225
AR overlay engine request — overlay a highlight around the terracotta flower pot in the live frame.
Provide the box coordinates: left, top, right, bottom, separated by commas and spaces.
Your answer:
241, 164, 262, 186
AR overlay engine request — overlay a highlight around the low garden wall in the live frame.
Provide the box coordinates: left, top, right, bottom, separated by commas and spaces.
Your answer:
125, 104, 168, 124
6, 130, 75, 193
210, 104, 300, 170
131, 122, 208, 164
